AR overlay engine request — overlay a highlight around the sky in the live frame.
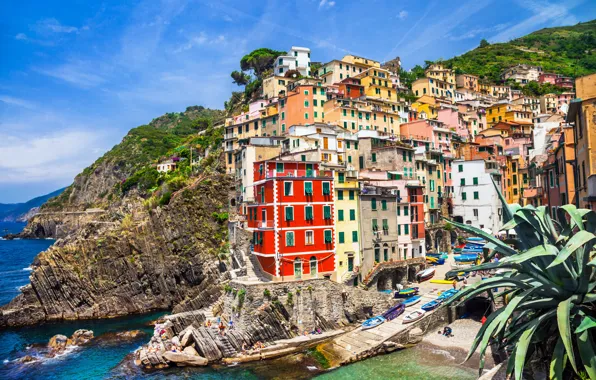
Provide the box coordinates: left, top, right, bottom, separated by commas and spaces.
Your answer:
1, 0, 595, 203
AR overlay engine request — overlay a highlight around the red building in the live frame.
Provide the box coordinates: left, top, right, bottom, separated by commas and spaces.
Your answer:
247, 160, 336, 281
555, 76, 574, 90
538, 73, 557, 85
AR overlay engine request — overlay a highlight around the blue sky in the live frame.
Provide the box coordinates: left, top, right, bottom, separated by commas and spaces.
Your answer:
1, 0, 594, 203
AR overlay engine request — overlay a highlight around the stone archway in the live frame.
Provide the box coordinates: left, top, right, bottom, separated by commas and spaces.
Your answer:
376, 273, 393, 291
425, 230, 433, 251
435, 230, 444, 250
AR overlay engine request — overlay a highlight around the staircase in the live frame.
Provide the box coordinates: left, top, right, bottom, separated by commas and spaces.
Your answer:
245, 251, 270, 282
217, 335, 237, 357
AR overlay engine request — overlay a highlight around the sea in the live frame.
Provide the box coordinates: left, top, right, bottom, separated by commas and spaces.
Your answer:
0, 222, 476, 379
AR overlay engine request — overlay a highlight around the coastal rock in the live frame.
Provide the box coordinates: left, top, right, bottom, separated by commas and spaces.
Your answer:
409, 327, 424, 343
183, 346, 200, 356
71, 329, 94, 345
163, 351, 208, 366
180, 327, 195, 347
47, 334, 69, 351
17, 355, 37, 363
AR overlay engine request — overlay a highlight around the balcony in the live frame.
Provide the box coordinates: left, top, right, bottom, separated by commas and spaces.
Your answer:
259, 169, 333, 179
254, 220, 275, 229
523, 187, 543, 198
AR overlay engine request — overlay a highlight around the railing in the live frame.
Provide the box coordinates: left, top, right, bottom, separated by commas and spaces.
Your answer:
257, 169, 334, 179
253, 220, 275, 228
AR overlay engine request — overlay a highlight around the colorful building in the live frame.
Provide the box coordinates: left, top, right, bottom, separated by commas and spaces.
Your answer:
247, 160, 336, 281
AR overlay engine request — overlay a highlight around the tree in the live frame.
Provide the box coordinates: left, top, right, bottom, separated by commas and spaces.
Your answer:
479, 39, 490, 48
239, 48, 286, 79
445, 182, 596, 380
231, 71, 251, 86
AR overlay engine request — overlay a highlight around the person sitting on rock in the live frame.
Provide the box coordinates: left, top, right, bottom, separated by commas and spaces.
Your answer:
228, 319, 234, 330
219, 322, 226, 336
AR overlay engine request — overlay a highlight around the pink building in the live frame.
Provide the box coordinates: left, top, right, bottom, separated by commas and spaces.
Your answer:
555, 76, 574, 90
558, 92, 575, 113
538, 73, 557, 85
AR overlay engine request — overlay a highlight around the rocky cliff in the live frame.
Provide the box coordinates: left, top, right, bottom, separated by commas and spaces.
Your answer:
0, 168, 232, 327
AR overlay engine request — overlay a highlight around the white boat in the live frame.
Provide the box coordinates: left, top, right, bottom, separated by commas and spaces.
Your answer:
402, 309, 426, 324
416, 268, 436, 282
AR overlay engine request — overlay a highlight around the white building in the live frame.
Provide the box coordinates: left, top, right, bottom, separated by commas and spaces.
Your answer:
452, 159, 503, 234
157, 160, 176, 173
274, 47, 311, 77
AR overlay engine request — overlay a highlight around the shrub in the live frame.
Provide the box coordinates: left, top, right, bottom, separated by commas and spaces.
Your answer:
158, 191, 172, 206
286, 291, 294, 306
263, 289, 271, 299
238, 289, 246, 309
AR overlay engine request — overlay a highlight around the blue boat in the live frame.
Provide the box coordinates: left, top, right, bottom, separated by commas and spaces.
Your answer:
362, 316, 386, 329
402, 295, 422, 307
437, 289, 459, 301
382, 303, 406, 321
421, 299, 442, 311
394, 287, 419, 298
454, 254, 478, 262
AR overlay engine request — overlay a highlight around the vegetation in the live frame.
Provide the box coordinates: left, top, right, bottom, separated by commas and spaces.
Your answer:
443, 20, 596, 82
445, 181, 596, 379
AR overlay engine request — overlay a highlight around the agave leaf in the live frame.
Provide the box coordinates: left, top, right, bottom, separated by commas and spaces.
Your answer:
443, 218, 518, 256
444, 277, 531, 307
583, 294, 596, 303
575, 315, 596, 334
557, 298, 578, 373
550, 337, 568, 380
492, 176, 513, 223
465, 308, 505, 362
577, 329, 596, 380
514, 318, 540, 380
501, 245, 557, 264
561, 204, 585, 231
477, 307, 511, 375
507, 347, 517, 378
548, 231, 596, 269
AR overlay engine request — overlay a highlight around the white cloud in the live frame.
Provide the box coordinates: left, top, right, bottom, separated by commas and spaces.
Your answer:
173, 32, 227, 53
489, 0, 582, 43
0, 96, 36, 110
398, 10, 408, 20
32, 18, 79, 34
319, 0, 336, 9
34, 61, 107, 88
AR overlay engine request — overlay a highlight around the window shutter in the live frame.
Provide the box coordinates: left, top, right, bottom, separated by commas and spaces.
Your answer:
305, 206, 313, 220
323, 182, 330, 195
284, 182, 292, 196
338, 210, 344, 221
352, 231, 358, 242
381, 200, 387, 210
324, 230, 332, 243
339, 232, 345, 244
286, 207, 294, 221
304, 182, 313, 195
324, 205, 331, 219
371, 198, 377, 210
276, 163, 284, 173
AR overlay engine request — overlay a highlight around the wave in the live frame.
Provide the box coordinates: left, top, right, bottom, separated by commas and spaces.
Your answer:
22, 267, 33, 272
0, 268, 32, 275
430, 348, 455, 360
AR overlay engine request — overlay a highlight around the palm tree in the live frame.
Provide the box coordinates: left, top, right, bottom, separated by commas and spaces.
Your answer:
444, 182, 596, 380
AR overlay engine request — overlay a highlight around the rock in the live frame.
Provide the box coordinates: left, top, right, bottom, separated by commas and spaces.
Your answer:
382, 341, 404, 353
183, 346, 199, 356
47, 334, 69, 351
163, 351, 208, 366
171, 336, 181, 346
117, 330, 144, 339
180, 327, 195, 347
71, 329, 94, 345
409, 327, 424, 344
17, 355, 37, 363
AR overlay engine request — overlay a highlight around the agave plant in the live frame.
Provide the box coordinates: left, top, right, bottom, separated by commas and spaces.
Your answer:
444, 183, 596, 380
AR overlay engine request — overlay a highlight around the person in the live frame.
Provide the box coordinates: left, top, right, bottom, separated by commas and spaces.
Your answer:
481, 315, 487, 325
228, 319, 234, 330
452, 280, 457, 290
241, 342, 248, 355
443, 326, 453, 337
207, 319, 212, 328
219, 321, 226, 336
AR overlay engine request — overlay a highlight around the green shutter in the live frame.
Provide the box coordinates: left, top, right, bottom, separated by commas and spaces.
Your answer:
352, 231, 358, 242
461, 178, 465, 186
349, 190, 355, 200
339, 232, 345, 244
350, 209, 355, 220
284, 182, 292, 196
323, 182, 331, 195
474, 191, 479, 199
304, 182, 313, 195
382, 218, 388, 230
285, 206, 294, 221
462, 192, 467, 200
324, 205, 331, 219
404, 224, 409, 234
404, 206, 409, 216
338, 190, 344, 200
324, 230, 332, 243
473, 177, 479, 185
372, 219, 378, 231
372, 153, 377, 162
286, 232, 294, 246
276, 163, 284, 173
381, 200, 387, 210
371, 198, 377, 210
398, 225, 401, 235
397, 206, 401, 216
338, 210, 344, 221
338, 173, 345, 183
305, 206, 313, 220
458, 164, 463, 172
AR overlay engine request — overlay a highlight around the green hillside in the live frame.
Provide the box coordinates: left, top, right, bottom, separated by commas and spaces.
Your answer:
444, 19, 596, 83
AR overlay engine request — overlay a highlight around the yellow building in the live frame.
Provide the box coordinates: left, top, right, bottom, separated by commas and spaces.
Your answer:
479, 84, 512, 100
356, 67, 399, 103
316, 55, 380, 85
412, 77, 456, 102
486, 102, 533, 126
333, 169, 361, 285
323, 97, 405, 135
262, 76, 289, 99
425, 63, 456, 85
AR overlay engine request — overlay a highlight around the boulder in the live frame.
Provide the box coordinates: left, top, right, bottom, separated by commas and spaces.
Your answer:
17, 355, 37, 363
409, 327, 424, 344
183, 346, 199, 356
71, 329, 94, 345
163, 351, 208, 366
180, 327, 196, 347
117, 330, 144, 340
171, 336, 181, 346
47, 334, 69, 351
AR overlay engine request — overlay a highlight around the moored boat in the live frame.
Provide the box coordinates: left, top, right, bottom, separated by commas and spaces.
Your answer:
416, 268, 435, 282
382, 303, 406, 321
394, 287, 419, 298
402, 295, 422, 307
437, 289, 459, 301
403, 309, 426, 324
362, 316, 386, 329
421, 299, 442, 311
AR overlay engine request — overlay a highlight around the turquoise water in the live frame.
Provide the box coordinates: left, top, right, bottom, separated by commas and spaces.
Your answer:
0, 222, 477, 379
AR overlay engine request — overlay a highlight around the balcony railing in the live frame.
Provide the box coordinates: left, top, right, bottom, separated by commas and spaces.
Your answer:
253, 220, 275, 228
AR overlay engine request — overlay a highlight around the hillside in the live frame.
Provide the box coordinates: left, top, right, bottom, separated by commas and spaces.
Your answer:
0, 188, 65, 222
444, 19, 596, 82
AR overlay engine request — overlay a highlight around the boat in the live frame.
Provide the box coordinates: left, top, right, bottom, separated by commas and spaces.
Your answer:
403, 309, 426, 324
426, 252, 448, 260
437, 289, 459, 301
421, 299, 442, 311
452, 263, 476, 270
425, 256, 445, 265
382, 303, 406, 321
416, 268, 435, 282
454, 254, 479, 262
362, 316, 386, 329
430, 279, 457, 285
402, 295, 422, 307
394, 287, 419, 298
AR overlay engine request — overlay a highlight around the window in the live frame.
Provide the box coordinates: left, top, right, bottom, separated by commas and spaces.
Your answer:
301, 154, 306, 162
284, 181, 293, 196
349, 190, 355, 200
397, 206, 401, 216
305, 230, 314, 245
286, 231, 295, 247
473, 177, 478, 185
338, 232, 345, 244
324, 205, 332, 219
352, 231, 358, 242
305, 206, 314, 220
304, 182, 313, 195
304, 113, 309, 120
285, 206, 294, 221
372, 153, 377, 162
276, 163, 284, 173
304, 100, 309, 107
322, 182, 331, 195
430, 180, 435, 192
398, 225, 401, 235
460, 178, 465, 186
473, 209, 478, 217
324, 230, 332, 244
372, 218, 378, 231
350, 209, 356, 220
404, 206, 409, 216
338, 210, 344, 221
380, 199, 387, 210
338, 173, 345, 183
474, 191, 479, 200
462, 192, 467, 200
338, 190, 344, 200
404, 224, 409, 234
458, 164, 463, 172
382, 219, 389, 234
371, 197, 377, 210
